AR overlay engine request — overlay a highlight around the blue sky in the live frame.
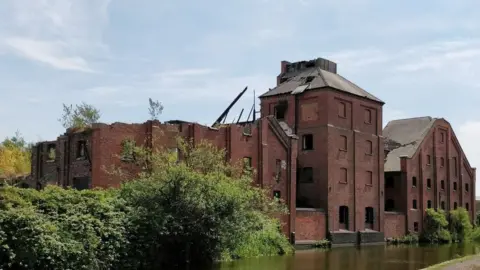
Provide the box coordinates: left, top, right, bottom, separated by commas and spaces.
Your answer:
1, 0, 480, 193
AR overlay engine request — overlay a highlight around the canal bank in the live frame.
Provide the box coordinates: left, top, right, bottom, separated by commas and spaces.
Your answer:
215, 243, 480, 270
422, 254, 480, 269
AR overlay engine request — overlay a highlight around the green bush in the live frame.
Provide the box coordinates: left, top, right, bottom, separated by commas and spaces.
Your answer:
421, 208, 451, 243
0, 186, 126, 269
450, 208, 473, 242
312, 239, 331, 249
0, 138, 292, 269
388, 233, 419, 244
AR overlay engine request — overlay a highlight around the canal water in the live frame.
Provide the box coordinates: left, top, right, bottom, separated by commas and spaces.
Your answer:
215, 243, 480, 270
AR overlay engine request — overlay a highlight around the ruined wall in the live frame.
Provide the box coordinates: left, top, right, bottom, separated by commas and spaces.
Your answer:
384, 212, 406, 239
295, 209, 326, 242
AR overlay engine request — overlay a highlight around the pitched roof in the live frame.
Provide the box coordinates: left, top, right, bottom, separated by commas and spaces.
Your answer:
259, 66, 383, 103
383, 116, 437, 172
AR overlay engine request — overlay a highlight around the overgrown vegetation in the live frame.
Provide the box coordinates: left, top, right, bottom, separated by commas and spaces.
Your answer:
419, 208, 476, 244
387, 233, 419, 245
312, 239, 331, 249
0, 131, 32, 179
59, 102, 101, 129
421, 208, 452, 243
0, 138, 292, 269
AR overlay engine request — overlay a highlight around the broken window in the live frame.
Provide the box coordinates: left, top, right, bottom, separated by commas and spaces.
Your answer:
300, 167, 313, 183
440, 157, 445, 167
454, 182, 457, 191
243, 157, 252, 172
47, 144, 56, 161
77, 141, 86, 159
121, 139, 136, 161
465, 183, 469, 192
73, 177, 90, 191
366, 171, 373, 186
426, 155, 431, 165
427, 200, 432, 208
339, 205, 349, 225
414, 222, 419, 232
339, 135, 347, 151
441, 180, 445, 190
386, 177, 394, 188
427, 178, 432, 188
274, 101, 288, 120
338, 102, 346, 118
273, 190, 281, 200
365, 207, 374, 224
385, 199, 395, 211
275, 159, 282, 183
364, 109, 372, 124
302, 134, 313, 150
412, 177, 417, 187
413, 199, 418, 209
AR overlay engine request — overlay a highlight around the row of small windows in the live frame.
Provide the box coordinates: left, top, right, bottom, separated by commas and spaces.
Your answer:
300, 167, 373, 185
386, 176, 470, 192
386, 199, 469, 212
425, 155, 459, 176
339, 206, 374, 225
44, 140, 87, 161
338, 102, 373, 125
302, 134, 373, 155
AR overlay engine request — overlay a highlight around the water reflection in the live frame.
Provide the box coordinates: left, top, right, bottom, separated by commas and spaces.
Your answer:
215, 243, 480, 270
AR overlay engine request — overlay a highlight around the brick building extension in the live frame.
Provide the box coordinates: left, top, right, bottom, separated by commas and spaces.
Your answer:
30, 57, 476, 245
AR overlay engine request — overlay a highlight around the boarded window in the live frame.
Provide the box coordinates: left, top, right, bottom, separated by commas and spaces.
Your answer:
366, 140, 373, 155
364, 109, 372, 124
366, 171, 373, 185
302, 134, 313, 150
338, 102, 346, 118
73, 177, 90, 190
340, 168, 347, 183
340, 135, 347, 151
300, 167, 313, 183
453, 157, 458, 176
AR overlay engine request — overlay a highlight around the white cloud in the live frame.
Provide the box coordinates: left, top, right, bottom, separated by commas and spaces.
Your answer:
6, 37, 93, 72
1, 0, 111, 72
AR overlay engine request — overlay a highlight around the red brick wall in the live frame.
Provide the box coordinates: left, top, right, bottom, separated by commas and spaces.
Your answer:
384, 212, 406, 238
325, 89, 384, 232
295, 209, 326, 241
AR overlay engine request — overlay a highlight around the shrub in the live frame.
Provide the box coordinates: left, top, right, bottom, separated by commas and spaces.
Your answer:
421, 208, 451, 243
312, 239, 331, 249
388, 233, 419, 244
450, 208, 473, 242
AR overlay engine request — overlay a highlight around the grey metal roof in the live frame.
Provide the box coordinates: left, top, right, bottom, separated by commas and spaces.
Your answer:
259, 67, 383, 103
383, 117, 437, 172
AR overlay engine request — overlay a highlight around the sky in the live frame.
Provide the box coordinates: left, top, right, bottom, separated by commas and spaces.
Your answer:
1, 0, 480, 194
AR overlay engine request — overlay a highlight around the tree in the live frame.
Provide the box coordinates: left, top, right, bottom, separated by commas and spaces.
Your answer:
0, 131, 31, 179
148, 98, 163, 120
58, 102, 101, 129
